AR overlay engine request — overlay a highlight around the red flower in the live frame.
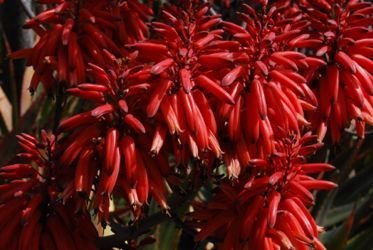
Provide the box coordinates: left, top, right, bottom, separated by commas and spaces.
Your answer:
192, 132, 336, 250
0, 131, 98, 249
58, 59, 170, 219
10, 0, 152, 93
2, 0, 362, 248
126, 2, 236, 164
299, 0, 373, 142
214, 2, 321, 176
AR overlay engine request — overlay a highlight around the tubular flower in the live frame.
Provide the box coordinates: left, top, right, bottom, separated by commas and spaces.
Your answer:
216, 2, 320, 176
192, 132, 337, 250
299, 0, 373, 143
10, 0, 152, 93
127, 2, 235, 164
0, 131, 98, 250
58, 60, 170, 219
117, 0, 153, 44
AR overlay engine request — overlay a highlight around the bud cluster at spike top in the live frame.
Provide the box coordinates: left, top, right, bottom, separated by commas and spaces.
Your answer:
1, 0, 372, 249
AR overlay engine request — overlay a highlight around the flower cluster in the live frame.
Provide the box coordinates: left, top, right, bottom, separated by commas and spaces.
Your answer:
2, 0, 372, 248
0, 131, 98, 249
299, 0, 373, 143
126, 2, 235, 164
58, 59, 170, 219
10, 0, 152, 93
192, 133, 336, 250
215, 1, 322, 177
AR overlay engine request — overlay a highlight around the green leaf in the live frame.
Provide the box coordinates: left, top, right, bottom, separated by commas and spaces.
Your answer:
334, 163, 373, 205
322, 203, 354, 227
322, 198, 367, 227
346, 227, 373, 250
321, 209, 355, 250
